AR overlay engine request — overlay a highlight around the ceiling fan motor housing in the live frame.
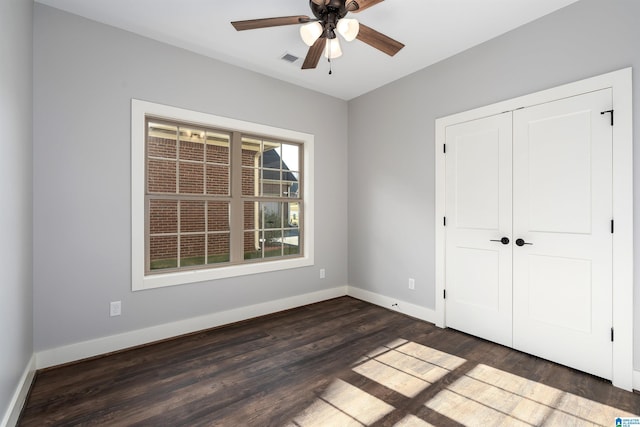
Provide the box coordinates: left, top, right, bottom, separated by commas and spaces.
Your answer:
310, 0, 349, 39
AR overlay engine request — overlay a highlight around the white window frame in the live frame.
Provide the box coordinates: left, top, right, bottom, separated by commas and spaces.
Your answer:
132, 99, 314, 291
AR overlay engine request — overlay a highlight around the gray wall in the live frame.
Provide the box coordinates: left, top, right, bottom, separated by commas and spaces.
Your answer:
33, 4, 348, 352
0, 0, 34, 419
348, 0, 640, 367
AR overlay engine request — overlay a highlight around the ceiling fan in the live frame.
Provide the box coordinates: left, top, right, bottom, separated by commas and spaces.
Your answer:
231, 0, 405, 71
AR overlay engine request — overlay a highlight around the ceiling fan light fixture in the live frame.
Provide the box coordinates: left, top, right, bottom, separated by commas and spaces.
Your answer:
336, 18, 359, 42
300, 21, 323, 46
324, 38, 342, 59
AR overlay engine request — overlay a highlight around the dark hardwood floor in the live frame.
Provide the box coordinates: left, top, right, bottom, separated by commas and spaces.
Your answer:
19, 297, 640, 426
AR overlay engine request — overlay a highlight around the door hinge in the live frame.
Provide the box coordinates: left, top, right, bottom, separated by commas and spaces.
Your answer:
443, 289, 446, 299
611, 327, 614, 342
443, 144, 446, 154
611, 219, 614, 234
443, 217, 446, 226
601, 109, 614, 126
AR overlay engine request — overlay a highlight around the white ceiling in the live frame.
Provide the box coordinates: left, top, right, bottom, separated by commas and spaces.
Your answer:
36, 0, 580, 100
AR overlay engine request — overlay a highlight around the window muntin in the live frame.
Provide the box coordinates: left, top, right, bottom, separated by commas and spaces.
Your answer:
144, 119, 303, 276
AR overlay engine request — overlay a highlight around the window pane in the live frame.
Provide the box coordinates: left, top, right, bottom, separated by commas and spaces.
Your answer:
206, 165, 230, 196
149, 199, 177, 234
242, 139, 259, 197
262, 143, 282, 169
262, 178, 281, 197
261, 202, 282, 229
285, 179, 299, 198
149, 235, 178, 270
286, 202, 300, 227
282, 143, 299, 172
242, 167, 258, 196
264, 229, 283, 258
178, 162, 204, 194
283, 233, 300, 256
284, 201, 300, 256
244, 230, 262, 260
208, 201, 229, 232
179, 127, 205, 161
206, 134, 230, 164
242, 138, 261, 159
148, 159, 176, 193
148, 122, 177, 159
208, 233, 230, 264
244, 201, 257, 231
180, 200, 205, 233
180, 234, 205, 267
261, 143, 281, 197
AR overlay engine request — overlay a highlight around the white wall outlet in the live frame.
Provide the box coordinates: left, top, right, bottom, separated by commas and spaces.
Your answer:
319, 268, 326, 279
110, 301, 122, 317
408, 278, 415, 290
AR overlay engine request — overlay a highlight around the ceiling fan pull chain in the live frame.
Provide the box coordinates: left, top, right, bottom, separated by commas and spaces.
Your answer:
328, 57, 332, 75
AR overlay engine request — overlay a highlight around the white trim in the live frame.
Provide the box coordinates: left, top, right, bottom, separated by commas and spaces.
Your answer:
36, 286, 346, 369
633, 370, 640, 392
609, 68, 634, 392
434, 68, 633, 390
347, 286, 437, 325
1, 355, 36, 427
131, 99, 315, 291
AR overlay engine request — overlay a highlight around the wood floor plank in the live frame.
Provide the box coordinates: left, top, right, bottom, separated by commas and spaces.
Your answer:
19, 297, 640, 426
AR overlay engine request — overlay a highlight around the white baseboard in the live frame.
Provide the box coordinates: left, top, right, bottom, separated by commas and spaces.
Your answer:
36, 286, 348, 369
1, 355, 36, 427
347, 286, 437, 325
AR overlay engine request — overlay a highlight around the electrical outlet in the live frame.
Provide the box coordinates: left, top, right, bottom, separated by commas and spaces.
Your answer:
408, 278, 415, 290
320, 268, 326, 279
110, 301, 121, 317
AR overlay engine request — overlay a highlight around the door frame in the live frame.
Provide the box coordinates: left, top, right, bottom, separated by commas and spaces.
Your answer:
434, 68, 633, 390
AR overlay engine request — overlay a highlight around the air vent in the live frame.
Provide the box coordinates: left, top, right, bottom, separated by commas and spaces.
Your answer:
281, 53, 300, 63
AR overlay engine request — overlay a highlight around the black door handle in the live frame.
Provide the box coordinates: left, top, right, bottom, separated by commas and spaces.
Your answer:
515, 238, 533, 247
490, 237, 510, 245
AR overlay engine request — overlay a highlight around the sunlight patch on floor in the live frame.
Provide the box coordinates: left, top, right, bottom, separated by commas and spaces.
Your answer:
426, 364, 638, 426
392, 414, 436, 426
290, 340, 637, 426
353, 342, 465, 398
290, 379, 394, 427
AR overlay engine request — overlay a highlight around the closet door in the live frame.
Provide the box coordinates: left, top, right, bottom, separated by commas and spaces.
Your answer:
512, 89, 613, 379
445, 112, 513, 347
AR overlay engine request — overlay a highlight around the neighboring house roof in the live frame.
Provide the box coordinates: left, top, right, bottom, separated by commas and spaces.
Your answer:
262, 149, 298, 182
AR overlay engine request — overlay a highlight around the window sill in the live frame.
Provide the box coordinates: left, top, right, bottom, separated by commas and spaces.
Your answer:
133, 255, 314, 291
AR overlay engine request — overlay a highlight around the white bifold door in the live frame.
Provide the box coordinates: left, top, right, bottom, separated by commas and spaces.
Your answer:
445, 88, 613, 379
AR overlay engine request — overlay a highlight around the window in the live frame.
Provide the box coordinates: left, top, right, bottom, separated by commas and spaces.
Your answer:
132, 100, 314, 290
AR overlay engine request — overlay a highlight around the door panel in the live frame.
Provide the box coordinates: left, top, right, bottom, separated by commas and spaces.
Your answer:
527, 255, 592, 333
455, 247, 500, 310
527, 110, 592, 234
455, 130, 500, 230
512, 89, 613, 379
445, 113, 512, 347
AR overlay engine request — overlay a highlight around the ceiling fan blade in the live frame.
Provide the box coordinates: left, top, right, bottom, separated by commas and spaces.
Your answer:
311, 0, 330, 5
356, 23, 404, 56
346, 0, 384, 13
231, 15, 310, 31
302, 37, 325, 70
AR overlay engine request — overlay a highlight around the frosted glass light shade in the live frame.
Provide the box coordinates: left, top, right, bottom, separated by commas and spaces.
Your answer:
300, 22, 323, 46
324, 38, 342, 59
336, 18, 359, 41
